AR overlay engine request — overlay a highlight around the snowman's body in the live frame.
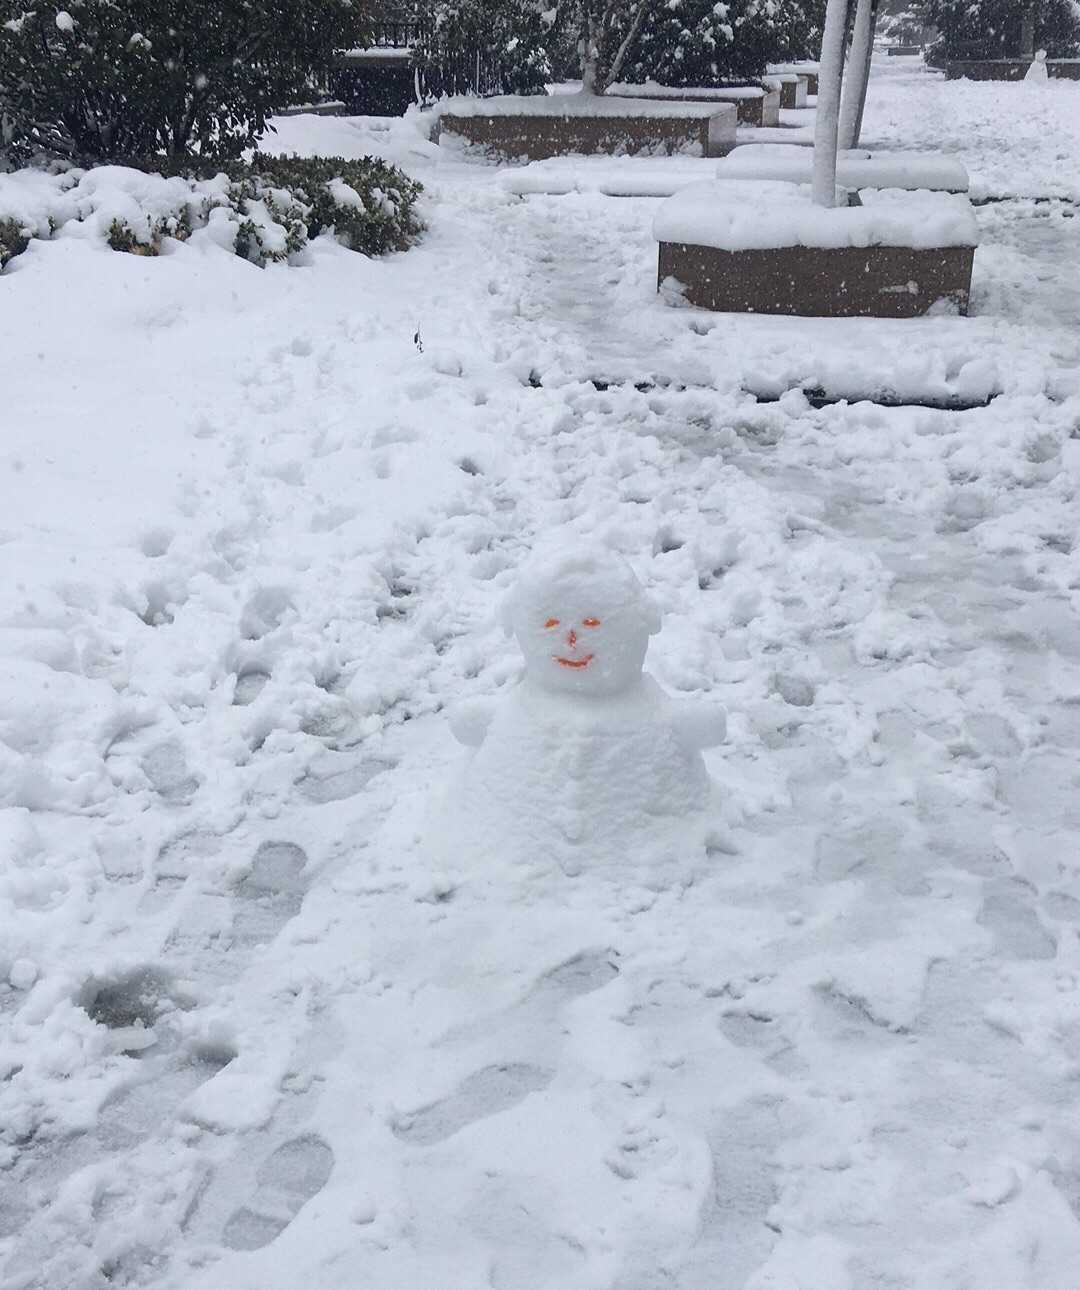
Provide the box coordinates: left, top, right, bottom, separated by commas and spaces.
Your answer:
1025, 50, 1049, 83
437, 544, 724, 879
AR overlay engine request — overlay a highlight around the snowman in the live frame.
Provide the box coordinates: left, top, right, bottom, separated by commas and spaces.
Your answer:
1024, 49, 1049, 83
438, 542, 726, 881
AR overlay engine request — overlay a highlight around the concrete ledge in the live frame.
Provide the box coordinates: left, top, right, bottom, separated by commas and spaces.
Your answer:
717, 144, 970, 193
657, 242, 975, 317
437, 99, 737, 160
946, 58, 1080, 81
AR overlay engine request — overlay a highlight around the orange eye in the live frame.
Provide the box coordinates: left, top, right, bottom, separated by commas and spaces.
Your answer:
582, 618, 602, 628
544, 618, 560, 629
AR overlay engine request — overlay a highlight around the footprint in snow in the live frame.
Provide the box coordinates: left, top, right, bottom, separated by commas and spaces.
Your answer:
977, 879, 1058, 961
298, 757, 396, 804
231, 841, 309, 946
392, 1063, 554, 1147
141, 741, 199, 805
532, 948, 619, 1000
222, 1135, 335, 1251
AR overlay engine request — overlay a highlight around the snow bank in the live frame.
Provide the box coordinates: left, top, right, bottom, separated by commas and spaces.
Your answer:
718, 143, 970, 192
653, 180, 980, 250
435, 93, 735, 121
498, 155, 716, 197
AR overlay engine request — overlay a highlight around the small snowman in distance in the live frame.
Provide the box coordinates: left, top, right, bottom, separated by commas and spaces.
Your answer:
442, 541, 726, 881
1024, 49, 1049, 83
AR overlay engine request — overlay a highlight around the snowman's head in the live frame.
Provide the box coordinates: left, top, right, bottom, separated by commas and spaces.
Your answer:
505, 542, 661, 696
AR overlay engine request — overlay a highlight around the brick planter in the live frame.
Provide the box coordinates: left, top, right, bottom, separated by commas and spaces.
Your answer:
608, 83, 781, 127
657, 242, 975, 317
653, 180, 978, 319
436, 98, 737, 161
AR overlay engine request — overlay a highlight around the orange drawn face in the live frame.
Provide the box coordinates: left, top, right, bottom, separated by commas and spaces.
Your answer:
545, 615, 602, 669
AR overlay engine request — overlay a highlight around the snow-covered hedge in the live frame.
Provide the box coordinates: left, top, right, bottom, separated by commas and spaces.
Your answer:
0, 155, 424, 268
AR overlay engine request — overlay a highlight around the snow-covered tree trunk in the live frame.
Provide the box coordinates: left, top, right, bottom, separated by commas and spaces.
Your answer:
839, 0, 875, 150
578, 0, 650, 96
812, 0, 852, 207
580, 11, 603, 94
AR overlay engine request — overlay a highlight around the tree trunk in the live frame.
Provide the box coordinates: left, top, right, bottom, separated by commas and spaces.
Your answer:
1019, 4, 1036, 59
838, 0, 874, 150
812, 0, 851, 207
580, 12, 602, 94
850, 0, 878, 147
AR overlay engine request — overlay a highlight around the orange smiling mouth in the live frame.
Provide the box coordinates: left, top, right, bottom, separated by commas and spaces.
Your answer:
555, 654, 594, 669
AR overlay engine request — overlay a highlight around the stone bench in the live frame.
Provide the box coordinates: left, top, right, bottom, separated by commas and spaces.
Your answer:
764, 73, 808, 110
435, 95, 737, 161
653, 180, 978, 318
606, 82, 781, 127
767, 62, 819, 95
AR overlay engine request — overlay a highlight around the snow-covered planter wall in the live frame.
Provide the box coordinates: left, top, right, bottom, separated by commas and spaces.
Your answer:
653, 180, 980, 318
945, 58, 1080, 80
435, 95, 737, 161
607, 81, 782, 126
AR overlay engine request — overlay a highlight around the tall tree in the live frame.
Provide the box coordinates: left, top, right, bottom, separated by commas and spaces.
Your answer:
0, 0, 367, 162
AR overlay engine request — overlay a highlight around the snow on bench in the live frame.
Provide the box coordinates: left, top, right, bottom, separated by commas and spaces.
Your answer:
717, 143, 970, 193
607, 81, 781, 127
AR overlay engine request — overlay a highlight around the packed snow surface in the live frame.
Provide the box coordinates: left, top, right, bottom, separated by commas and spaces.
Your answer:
4, 55, 1080, 1290
654, 180, 980, 250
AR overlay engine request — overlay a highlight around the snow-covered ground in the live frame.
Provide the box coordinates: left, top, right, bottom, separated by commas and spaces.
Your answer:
3, 57, 1080, 1290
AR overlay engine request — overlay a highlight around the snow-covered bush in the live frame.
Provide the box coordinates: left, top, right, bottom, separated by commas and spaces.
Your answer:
0, 0, 368, 164
0, 155, 424, 268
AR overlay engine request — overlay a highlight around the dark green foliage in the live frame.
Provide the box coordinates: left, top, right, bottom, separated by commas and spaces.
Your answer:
411, 0, 553, 95
924, 0, 1080, 59
0, 217, 28, 265
615, 0, 826, 87
0, 0, 370, 164
239, 154, 426, 256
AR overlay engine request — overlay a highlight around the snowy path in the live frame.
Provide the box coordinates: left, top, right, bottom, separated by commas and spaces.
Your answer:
4, 58, 1080, 1290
